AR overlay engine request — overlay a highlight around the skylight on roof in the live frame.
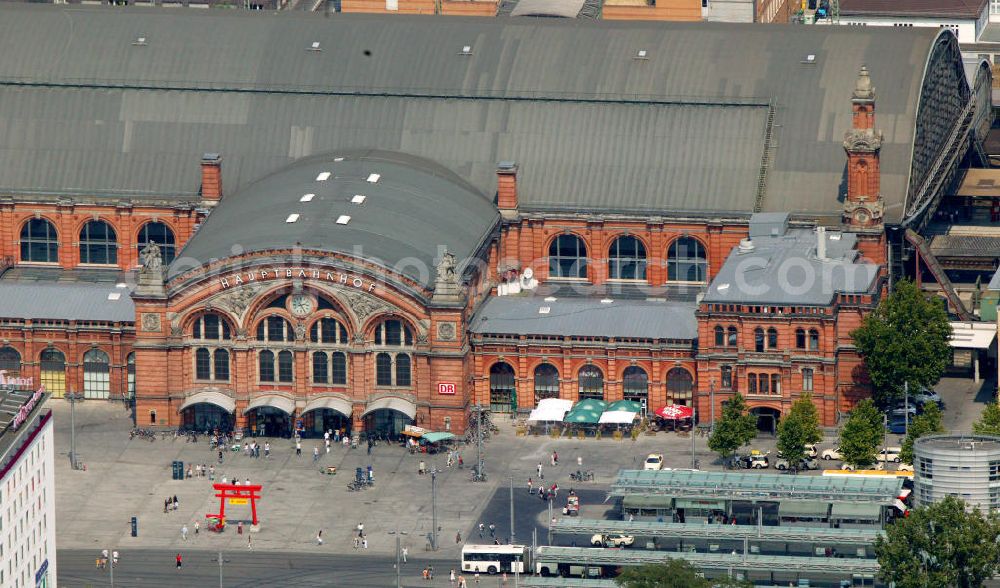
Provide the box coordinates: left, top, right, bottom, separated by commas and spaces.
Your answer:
461, 45, 472, 55
300, 193, 315, 202
805, 54, 816, 62
133, 36, 147, 46
544, 296, 557, 302
316, 172, 331, 181
366, 173, 380, 184
538, 306, 551, 314
115, 282, 128, 289
309, 41, 321, 51
600, 298, 613, 304
108, 292, 122, 301
351, 194, 367, 204
336, 215, 351, 225
334, 157, 345, 162
286, 213, 300, 223
635, 49, 648, 59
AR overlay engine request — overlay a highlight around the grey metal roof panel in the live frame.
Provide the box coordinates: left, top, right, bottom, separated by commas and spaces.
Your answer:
929, 234, 1000, 257
0, 6, 947, 222
170, 150, 499, 285
702, 228, 879, 306
0, 280, 134, 322
469, 296, 698, 339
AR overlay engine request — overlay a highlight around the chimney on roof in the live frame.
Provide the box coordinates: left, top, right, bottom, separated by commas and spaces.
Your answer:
200, 153, 223, 202
496, 161, 519, 215
816, 226, 827, 260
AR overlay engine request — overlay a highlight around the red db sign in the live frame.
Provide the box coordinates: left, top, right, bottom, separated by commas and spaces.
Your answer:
438, 382, 457, 395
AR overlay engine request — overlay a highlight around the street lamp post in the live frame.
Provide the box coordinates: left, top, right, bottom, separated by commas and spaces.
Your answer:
430, 468, 440, 550
105, 548, 118, 587
67, 392, 83, 470
509, 474, 515, 545
217, 552, 224, 588
389, 528, 408, 588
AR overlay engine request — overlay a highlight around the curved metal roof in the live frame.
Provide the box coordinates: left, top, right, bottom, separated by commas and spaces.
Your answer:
170, 150, 499, 286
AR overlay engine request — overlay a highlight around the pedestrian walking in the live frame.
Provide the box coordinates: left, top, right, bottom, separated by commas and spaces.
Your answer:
194, 520, 200, 535
173, 496, 179, 511
175, 553, 182, 570
181, 525, 188, 540
450, 569, 457, 585
218, 449, 224, 464
313, 446, 320, 462
264, 442, 270, 458
455, 530, 462, 544
254, 444, 260, 459
325, 439, 331, 453
489, 523, 496, 538
419, 460, 426, 475
317, 530, 324, 545
357, 522, 364, 537
367, 465, 374, 482
164, 498, 169, 514
247, 534, 253, 550
209, 465, 215, 479
245, 477, 250, 486
478, 522, 485, 538
428, 565, 434, 579
577, 455, 583, 467
401, 546, 408, 562
296, 440, 302, 456
537, 462, 543, 479
527, 478, 533, 494
353, 536, 360, 549
475, 572, 480, 585
362, 537, 368, 549
552, 451, 558, 466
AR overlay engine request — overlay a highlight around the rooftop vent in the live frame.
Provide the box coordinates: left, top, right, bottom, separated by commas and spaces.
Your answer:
538, 306, 551, 314
738, 238, 755, 253
544, 296, 557, 302
316, 172, 331, 182
286, 213, 300, 223
460, 45, 473, 55
334, 157, 345, 162
300, 193, 315, 202
336, 215, 351, 225
634, 49, 648, 59
600, 298, 614, 304
351, 194, 367, 205
309, 41, 322, 52
115, 282, 128, 289
366, 173, 381, 184
132, 36, 148, 46
802, 54, 817, 64
108, 292, 122, 301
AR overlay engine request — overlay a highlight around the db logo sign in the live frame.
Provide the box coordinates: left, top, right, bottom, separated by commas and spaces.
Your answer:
438, 382, 457, 395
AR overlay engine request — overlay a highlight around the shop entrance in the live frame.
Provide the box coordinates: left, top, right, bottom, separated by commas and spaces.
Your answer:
246, 406, 292, 438
301, 408, 352, 439
181, 403, 234, 432
750, 407, 781, 435
363, 409, 413, 440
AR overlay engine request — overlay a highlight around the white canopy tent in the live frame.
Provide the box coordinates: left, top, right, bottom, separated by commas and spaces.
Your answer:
949, 322, 997, 382
528, 398, 574, 422
598, 410, 637, 425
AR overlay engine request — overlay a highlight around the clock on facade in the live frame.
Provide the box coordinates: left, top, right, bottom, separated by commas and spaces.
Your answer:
854, 209, 871, 224
288, 294, 315, 318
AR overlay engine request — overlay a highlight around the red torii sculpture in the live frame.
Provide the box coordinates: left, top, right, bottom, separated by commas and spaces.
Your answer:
207, 482, 263, 527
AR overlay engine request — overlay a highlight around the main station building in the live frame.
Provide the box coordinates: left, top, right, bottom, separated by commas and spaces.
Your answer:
0, 4, 980, 436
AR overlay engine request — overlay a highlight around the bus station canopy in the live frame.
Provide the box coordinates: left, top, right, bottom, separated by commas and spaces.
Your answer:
610, 470, 902, 504
550, 518, 881, 544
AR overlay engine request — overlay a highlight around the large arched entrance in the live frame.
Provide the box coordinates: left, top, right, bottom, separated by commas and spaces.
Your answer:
489, 362, 517, 413
362, 397, 416, 439
244, 395, 295, 438
750, 406, 781, 435
666, 368, 694, 407
179, 391, 236, 432
301, 396, 354, 439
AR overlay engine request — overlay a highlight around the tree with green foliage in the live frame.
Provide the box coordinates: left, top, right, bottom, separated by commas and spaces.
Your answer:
900, 402, 946, 465
851, 280, 951, 408
876, 495, 1000, 588
973, 402, 1000, 437
708, 392, 758, 467
838, 399, 883, 468
615, 560, 752, 588
776, 393, 823, 472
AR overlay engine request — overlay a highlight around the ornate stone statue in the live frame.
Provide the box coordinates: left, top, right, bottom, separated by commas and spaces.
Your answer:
437, 250, 456, 282
140, 242, 163, 272
433, 248, 461, 303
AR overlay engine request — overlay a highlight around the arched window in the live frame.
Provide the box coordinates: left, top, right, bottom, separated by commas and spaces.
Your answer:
374, 319, 413, 346
195, 348, 212, 380
795, 328, 806, 349
666, 237, 707, 283
608, 236, 647, 281
213, 349, 230, 381
808, 329, 820, 351
622, 366, 648, 403
83, 348, 110, 399
770, 374, 781, 395
548, 234, 588, 279
489, 362, 517, 413
727, 326, 738, 347
748, 372, 757, 394
20, 219, 58, 263
278, 350, 293, 383
376, 353, 393, 387
126, 352, 136, 399
310, 318, 348, 344
40, 349, 66, 398
256, 316, 292, 342
802, 368, 814, 392
258, 350, 275, 382
193, 314, 232, 340
0, 347, 21, 377
666, 368, 693, 406
754, 328, 765, 352
720, 365, 733, 389
313, 351, 329, 384
533, 363, 560, 402
137, 222, 176, 265
714, 326, 725, 346
577, 365, 604, 401
767, 328, 778, 349
79, 220, 118, 265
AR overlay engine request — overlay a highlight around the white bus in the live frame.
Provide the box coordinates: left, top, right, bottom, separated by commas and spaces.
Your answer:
461, 544, 529, 574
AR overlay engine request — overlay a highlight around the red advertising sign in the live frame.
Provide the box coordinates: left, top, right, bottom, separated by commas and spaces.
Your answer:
438, 382, 457, 395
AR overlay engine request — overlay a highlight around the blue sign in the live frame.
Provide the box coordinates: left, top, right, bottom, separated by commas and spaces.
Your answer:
35, 559, 48, 585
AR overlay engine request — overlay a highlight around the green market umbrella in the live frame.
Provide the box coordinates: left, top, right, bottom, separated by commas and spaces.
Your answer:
421, 432, 455, 443
574, 399, 607, 413
563, 409, 602, 424
606, 400, 641, 414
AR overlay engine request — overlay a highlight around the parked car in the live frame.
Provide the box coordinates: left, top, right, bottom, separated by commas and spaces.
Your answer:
775, 457, 819, 471
732, 450, 769, 469
891, 403, 918, 417
914, 388, 942, 406
887, 417, 907, 434
840, 461, 885, 471
591, 533, 634, 548
878, 446, 902, 463
897, 462, 914, 472
643, 454, 664, 471
776, 444, 818, 460
821, 447, 843, 461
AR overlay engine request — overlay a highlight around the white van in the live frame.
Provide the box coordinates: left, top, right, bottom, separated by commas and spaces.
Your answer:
878, 447, 902, 463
